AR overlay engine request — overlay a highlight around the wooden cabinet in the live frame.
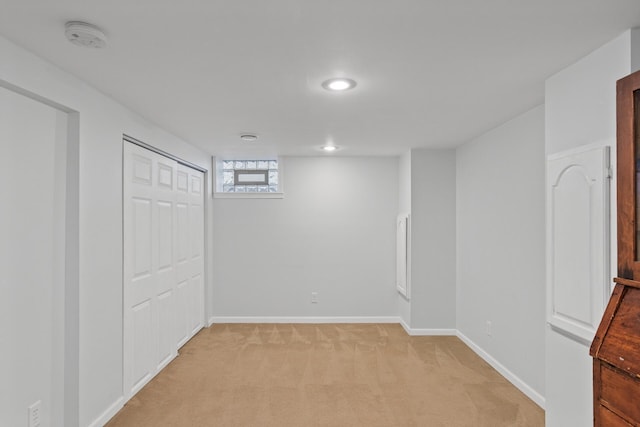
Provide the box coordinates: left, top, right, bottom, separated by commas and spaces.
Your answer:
590, 69, 640, 426
591, 281, 640, 426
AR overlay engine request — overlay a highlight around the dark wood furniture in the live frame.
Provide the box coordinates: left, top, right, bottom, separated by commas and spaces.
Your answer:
590, 69, 640, 426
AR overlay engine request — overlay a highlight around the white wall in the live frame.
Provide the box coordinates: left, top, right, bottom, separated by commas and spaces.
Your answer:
633, 28, 640, 72
544, 29, 640, 427
0, 35, 212, 427
5, 17, 639, 426
456, 106, 546, 403
409, 149, 456, 330
0, 87, 67, 427
397, 151, 412, 325
211, 156, 398, 320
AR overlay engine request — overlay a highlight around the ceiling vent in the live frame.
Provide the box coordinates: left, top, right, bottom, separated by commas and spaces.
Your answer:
65, 21, 107, 48
239, 134, 259, 142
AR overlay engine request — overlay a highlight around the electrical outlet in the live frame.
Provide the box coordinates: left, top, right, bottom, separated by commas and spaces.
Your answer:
486, 320, 492, 337
28, 400, 41, 427
311, 292, 318, 304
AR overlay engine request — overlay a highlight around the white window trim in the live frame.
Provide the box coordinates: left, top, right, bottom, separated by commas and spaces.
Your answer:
213, 191, 284, 199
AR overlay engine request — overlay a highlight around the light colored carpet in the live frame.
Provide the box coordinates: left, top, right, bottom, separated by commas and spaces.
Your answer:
106, 323, 544, 426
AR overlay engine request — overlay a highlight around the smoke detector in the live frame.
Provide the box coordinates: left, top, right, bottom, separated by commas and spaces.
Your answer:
65, 21, 107, 48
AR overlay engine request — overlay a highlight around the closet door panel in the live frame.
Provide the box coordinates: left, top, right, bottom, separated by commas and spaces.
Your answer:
124, 142, 205, 399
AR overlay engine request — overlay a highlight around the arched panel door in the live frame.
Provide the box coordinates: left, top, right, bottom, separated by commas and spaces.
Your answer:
546, 145, 610, 343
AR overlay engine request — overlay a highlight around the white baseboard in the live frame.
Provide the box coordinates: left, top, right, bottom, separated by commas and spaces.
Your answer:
456, 331, 545, 409
88, 396, 123, 427
400, 318, 411, 334
399, 318, 456, 336
209, 316, 401, 324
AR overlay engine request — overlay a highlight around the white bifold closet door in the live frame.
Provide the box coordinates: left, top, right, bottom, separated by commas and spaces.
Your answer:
123, 141, 204, 399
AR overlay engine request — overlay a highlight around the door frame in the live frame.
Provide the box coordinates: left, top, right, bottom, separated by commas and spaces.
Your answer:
0, 81, 80, 427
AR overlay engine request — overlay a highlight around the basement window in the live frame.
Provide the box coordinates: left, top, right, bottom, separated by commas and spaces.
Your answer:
214, 158, 283, 198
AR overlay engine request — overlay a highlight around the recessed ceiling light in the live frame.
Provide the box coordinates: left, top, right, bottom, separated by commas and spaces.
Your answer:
239, 133, 259, 142
322, 145, 338, 152
65, 21, 107, 48
321, 78, 357, 92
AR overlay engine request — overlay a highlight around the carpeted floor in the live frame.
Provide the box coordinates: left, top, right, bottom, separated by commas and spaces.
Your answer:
106, 323, 544, 426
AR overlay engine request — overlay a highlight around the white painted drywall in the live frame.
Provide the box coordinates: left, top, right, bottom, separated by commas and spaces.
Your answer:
409, 149, 456, 330
0, 34, 211, 427
398, 151, 412, 325
0, 87, 65, 427
633, 28, 640, 73
544, 29, 639, 426
456, 105, 546, 401
211, 156, 398, 319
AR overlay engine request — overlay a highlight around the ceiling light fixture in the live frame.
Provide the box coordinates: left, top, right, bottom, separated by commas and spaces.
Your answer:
322, 145, 338, 152
239, 133, 259, 142
321, 78, 357, 92
65, 21, 107, 48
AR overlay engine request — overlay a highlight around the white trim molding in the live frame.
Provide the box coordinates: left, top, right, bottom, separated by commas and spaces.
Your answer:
399, 319, 456, 336
213, 191, 284, 199
209, 316, 401, 324
456, 331, 545, 409
88, 397, 124, 427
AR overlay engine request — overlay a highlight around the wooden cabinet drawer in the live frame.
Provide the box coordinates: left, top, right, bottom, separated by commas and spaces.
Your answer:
600, 363, 640, 422
598, 405, 634, 427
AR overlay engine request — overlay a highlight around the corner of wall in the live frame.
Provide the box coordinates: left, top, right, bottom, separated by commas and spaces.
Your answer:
632, 27, 640, 73
408, 149, 457, 330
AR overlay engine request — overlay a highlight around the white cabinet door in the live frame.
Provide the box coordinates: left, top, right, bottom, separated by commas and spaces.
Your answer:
396, 213, 410, 298
123, 142, 204, 399
547, 144, 610, 344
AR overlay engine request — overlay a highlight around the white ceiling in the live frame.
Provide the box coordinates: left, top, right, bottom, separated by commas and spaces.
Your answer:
1, 1, 640, 156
